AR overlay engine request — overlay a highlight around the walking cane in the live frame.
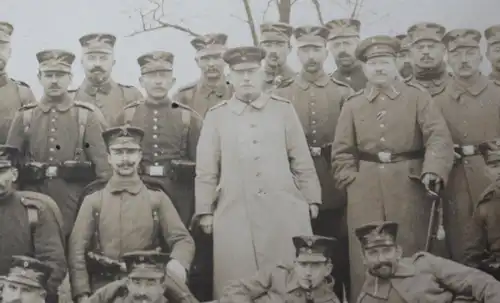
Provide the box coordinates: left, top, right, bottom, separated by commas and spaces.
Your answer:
425, 189, 446, 252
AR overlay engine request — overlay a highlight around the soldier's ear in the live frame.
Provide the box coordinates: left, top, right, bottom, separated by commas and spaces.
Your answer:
139, 76, 145, 88
10, 167, 18, 183
395, 245, 403, 259
171, 77, 177, 86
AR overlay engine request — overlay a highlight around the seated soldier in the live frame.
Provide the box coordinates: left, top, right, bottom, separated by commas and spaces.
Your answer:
0, 255, 53, 303
355, 221, 500, 303
88, 250, 198, 303
218, 235, 341, 303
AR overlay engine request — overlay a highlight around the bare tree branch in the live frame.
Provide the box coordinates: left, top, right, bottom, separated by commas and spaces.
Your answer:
262, 0, 275, 21
311, 0, 324, 25
241, 0, 259, 46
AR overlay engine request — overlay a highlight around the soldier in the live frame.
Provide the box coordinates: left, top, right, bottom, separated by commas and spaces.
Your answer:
276, 24, 352, 301
88, 251, 199, 303
174, 33, 233, 117
355, 221, 500, 302
68, 126, 195, 302
484, 25, 500, 86
0, 256, 53, 303
395, 34, 413, 81
115, 51, 202, 227
0, 145, 65, 303
195, 46, 321, 299
407, 22, 450, 97
70, 33, 143, 125
219, 236, 340, 303
259, 22, 296, 92
6, 49, 110, 238
331, 35, 454, 302
325, 18, 367, 92
0, 22, 36, 144
432, 28, 500, 262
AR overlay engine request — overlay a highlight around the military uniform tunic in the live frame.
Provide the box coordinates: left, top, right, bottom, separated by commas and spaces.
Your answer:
330, 64, 367, 92
0, 74, 36, 143
410, 66, 451, 97
433, 74, 500, 262
70, 79, 143, 125
68, 175, 195, 297
195, 93, 320, 298
115, 98, 202, 226
6, 95, 111, 235
219, 263, 340, 303
174, 79, 233, 118
358, 252, 500, 303
331, 81, 454, 302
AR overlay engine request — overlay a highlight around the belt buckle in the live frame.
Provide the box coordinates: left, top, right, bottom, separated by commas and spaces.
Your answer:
148, 165, 165, 177
45, 166, 58, 178
377, 151, 392, 163
310, 147, 321, 157
462, 145, 475, 156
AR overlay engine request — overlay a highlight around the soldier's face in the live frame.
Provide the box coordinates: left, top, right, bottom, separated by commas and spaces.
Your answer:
196, 53, 225, 80
1, 282, 46, 303
362, 245, 402, 279
38, 71, 72, 97
297, 45, 328, 73
327, 36, 359, 68
127, 277, 165, 303
108, 147, 142, 177
0, 167, 17, 195
396, 50, 413, 78
0, 42, 11, 71
294, 260, 333, 289
410, 40, 445, 69
260, 40, 290, 68
229, 65, 264, 99
81, 52, 115, 84
363, 56, 398, 85
486, 43, 500, 71
140, 71, 176, 100
447, 46, 482, 78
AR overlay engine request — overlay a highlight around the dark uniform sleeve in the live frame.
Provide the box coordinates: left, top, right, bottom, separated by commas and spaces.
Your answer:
187, 112, 202, 161
219, 267, 275, 303
416, 252, 500, 301
331, 101, 358, 190
18, 85, 36, 106
114, 109, 126, 127
84, 111, 112, 179
6, 110, 26, 152
157, 191, 195, 269
463, 201, 492, 268
415, 90, 454, 184
68, 196, 97, 298
34, 204, 67, 294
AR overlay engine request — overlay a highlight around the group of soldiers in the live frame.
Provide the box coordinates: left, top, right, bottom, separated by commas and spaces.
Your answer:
2, 10, 500, 303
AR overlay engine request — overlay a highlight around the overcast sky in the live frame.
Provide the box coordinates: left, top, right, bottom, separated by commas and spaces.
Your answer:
1, 0, 499, 97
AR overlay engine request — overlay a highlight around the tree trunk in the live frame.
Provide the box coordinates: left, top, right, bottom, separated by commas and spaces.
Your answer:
277, 0, 292, 23
241, 0, 259, 46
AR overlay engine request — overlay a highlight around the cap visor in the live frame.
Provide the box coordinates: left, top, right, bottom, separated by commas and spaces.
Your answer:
108, 142, 141, 150
297, 41, 325, 48
128, 271, 164, 279
5, 277, 42, 289
230, 62, 261, 71
296, 255, 327, 263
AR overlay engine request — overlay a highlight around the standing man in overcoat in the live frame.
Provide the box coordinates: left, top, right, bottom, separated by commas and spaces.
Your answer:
0, 22, 36, 143
485, 25, 500, 87
331, 35, 454, 302
174, 33, 233, 118
276, 24, 352, 301
194, 46, 321, 299
433, 28, 500, 262
70, 33, 143, 125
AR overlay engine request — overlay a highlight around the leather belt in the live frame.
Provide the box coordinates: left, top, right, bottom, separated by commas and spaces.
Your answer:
45, 165, 59, 178
454, 144, 481, 157
358, 150, 425, 163
310, 144, 332, 157
142, 165, 169, 177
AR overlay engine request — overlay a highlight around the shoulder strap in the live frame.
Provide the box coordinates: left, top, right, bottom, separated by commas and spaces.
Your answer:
124, 106, 137, 125
90, 191, 104, 253
180, 110, 191, 158
74, 106, 89, 161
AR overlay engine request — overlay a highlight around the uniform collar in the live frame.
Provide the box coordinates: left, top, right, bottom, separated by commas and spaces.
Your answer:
38, 94, 74, 112
145, 96, 172, 108
364, 82, 402, 102
0, 73, 8, 87
107, 174, 143, 195
449, 73, 489, 100
227, 93, 269, 115
198, 78, 229, 98
285, 270, 336, 298
264, 64, 295, 83
361, 260, 415, 299
82, 78, 115, 96
296, 70, 329, 90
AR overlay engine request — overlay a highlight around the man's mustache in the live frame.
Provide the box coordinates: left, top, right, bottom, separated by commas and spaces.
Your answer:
132, 295, 150, 302
338, 51, 351, 59
91, 66, 106, 73
420, 54, 434, 61
373, 262, 393, 271
460, 63, 471, 69
118, 162, 135, 167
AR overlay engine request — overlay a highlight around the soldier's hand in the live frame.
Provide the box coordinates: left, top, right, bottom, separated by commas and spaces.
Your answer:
77, 295, 89, 303
166, 259, 187, 283
421, 172, 442, 194
309, 204, 319, 219
453, 144, 462, 161
199, 214, 213, 234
